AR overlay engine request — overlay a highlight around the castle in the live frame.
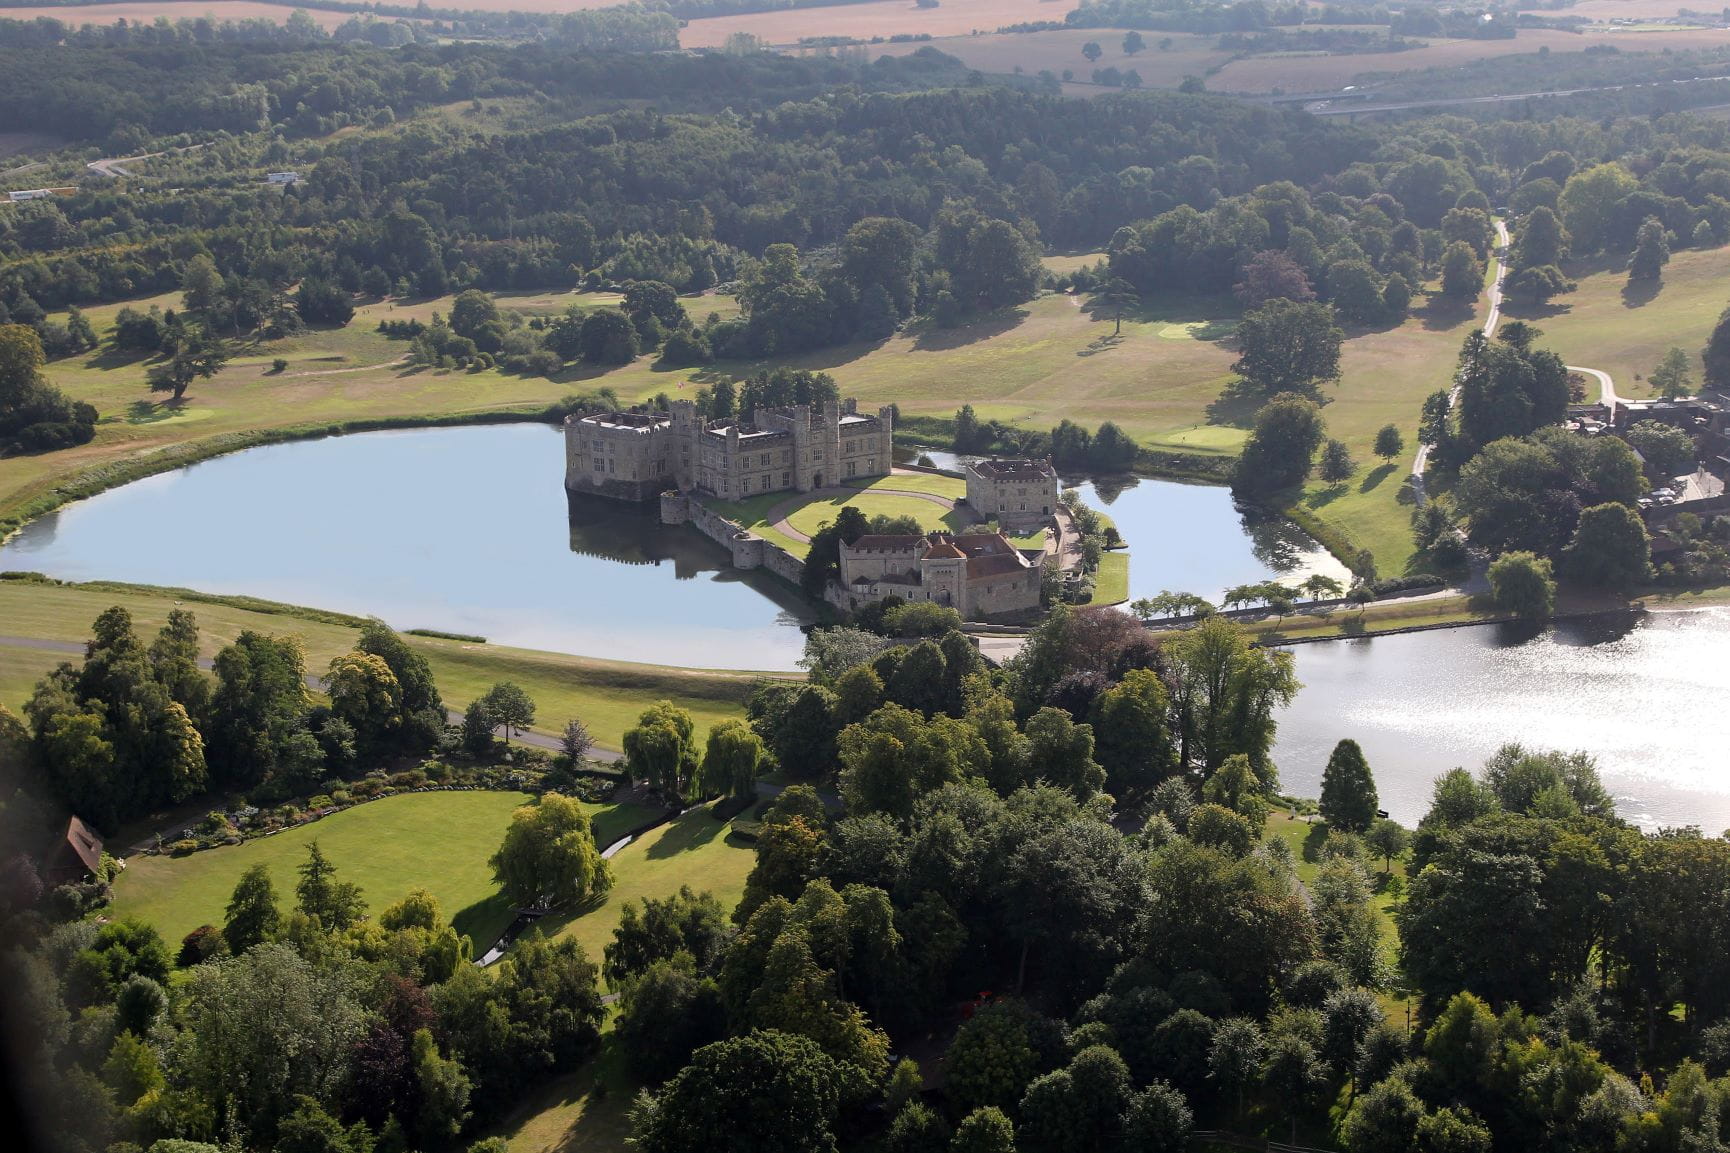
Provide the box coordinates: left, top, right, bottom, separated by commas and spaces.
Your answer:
567, 398, 1046, 619
564, 398, 894, 502
963, 457, 1059, 532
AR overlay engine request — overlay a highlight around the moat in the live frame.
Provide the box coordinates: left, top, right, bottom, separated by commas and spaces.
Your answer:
2, 423, 1727, 830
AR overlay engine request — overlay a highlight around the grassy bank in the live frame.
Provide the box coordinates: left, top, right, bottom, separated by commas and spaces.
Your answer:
0, 579, 787, 748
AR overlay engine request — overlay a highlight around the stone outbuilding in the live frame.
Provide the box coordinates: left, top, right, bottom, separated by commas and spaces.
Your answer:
837, 531, 1042, 619
964, 458, 1059, 532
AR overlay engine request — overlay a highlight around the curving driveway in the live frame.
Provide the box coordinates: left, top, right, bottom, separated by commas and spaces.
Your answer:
1411, 218, 1512, 506
1568, 365, 1620, 417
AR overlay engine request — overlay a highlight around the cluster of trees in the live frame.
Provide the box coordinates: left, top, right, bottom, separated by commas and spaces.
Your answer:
953, 405, 1141, 473
15, 608, 468, 832
2, 828, 612, 1153
0, 324, 98, 452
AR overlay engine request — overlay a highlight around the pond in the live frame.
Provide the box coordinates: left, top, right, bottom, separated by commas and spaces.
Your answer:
1271, 608, 1730, 832
0, 424, 816, 670
904, 448, 1352, 602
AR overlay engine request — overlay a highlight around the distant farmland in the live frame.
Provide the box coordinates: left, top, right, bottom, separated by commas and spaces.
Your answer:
871, 28, 1233, 89
0, 1, 362, 29
679, 0, 1081, 49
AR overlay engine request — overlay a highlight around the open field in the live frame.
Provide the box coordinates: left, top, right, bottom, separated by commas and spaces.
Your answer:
0, 580, 782, 748
0, 2, 363, 29
1203, 28, 1730, 94
1294, 293, 1484, 576
1511, 245, 1730, 401
681, 0, 1082, 50
871, 29, 1235, 90
491, 1040, 635, 1153
108, 789, 577, 950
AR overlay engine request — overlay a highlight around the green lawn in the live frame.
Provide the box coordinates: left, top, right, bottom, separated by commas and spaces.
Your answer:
1515, 245, 1730, 400
1093, 551, 1130, 604
845, 471, 966, 498
545, 806, 756, 967
783, 492, 967, 542
0, 580, 784, 749
110, 790, 594, 951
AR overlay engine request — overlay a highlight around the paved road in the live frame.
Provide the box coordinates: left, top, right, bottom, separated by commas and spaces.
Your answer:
1568, 365, 1620, 418
0, 633, 619, 760
86, 143, 207, 179
1411, 218, 1511, 507
1300, 73, 1730, 117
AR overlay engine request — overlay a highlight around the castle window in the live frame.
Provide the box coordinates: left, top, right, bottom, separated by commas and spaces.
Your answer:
591, 439, 603, 451
761, 475, 771, 491
608, 460, 616, 474
742, 477, 751, 493
782, 449, 791, 463
593, 460, 605, 472
846, 461, 857, 477
782, 471, 791, 487
760, 453, 770, 466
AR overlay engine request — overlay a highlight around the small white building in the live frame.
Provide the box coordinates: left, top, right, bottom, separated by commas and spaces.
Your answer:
266, 171, 300, 186
7, 188, 54, 202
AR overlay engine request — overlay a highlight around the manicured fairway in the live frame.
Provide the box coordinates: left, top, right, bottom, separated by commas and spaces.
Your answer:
107, 791, 665, 951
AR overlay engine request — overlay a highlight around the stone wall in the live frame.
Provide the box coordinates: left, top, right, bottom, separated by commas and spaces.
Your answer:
674, 495, 809, 589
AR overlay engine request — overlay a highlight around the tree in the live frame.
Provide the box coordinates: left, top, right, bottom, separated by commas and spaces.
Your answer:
1088, 668, 1178, 799
1319, 438, 1355, 482
951, 1107, 1016, 1153
295, 842, 365, 930
1320, 739, 1378, 833
1512, 205, 1568, 270
1232, 299, 1344, 398
1559, 162, 1638, 253
1707, 305, 1730, 393
1561, 502, 1652, 591
701, 718, 766, 799
1651, 347, 1695, 399
1262, 1033, 1324, 1143
324, 651, 402, 749
1439, 242, 1483, 305
1122, 30, 1145, 54
1366, 818, 1409, 874
579, 308, 639, 364
223, 863, 281, 955
1235, 250, 1314, 307
482, 682, 536, 743
560, 717, 592, 762
1123, 1080, 1192, 1153
410, 1028, 472, 1144
1209, 1017, 1264, 1120
296, 277, 354, 327
631, 1030, 843, 1153
1343, 1074, 1426, 1153
1626, 419, 1695, 477
1082, 41, 1102, 63
1629, 216, 1670, 282
1374, 424, 1404, 461
147, 323, 227, 400
613, 958, 727, 1086
1233, 393, 1326, 494
1488, 551, 1556, 620
624, 700, 701, 800
491, 793, 611, 909
1095, 277, 1140, 335
603, 886, 730, 985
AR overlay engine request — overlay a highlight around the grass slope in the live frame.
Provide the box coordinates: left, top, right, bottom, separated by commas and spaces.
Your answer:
1514, 245, 1730, 400
108, 790, 572, 950
0, 580, 783, 748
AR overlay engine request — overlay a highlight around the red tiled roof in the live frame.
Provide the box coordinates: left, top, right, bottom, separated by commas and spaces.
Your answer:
924, 538, 966, 560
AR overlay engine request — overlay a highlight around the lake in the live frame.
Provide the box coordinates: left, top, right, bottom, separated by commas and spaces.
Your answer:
0, 423, 815, 670
6, 423, 1725, 832
905, 448, 1353, 602
1273, 608, 1730, 832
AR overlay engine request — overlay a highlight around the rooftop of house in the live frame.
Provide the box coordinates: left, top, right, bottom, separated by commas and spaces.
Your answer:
842, 531, 1026, 564
701, 420, 789, 444
63, 815, 103, 876
968, 457, 1056, 480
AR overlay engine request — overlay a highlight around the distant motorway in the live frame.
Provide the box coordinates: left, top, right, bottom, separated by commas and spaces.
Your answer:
1272, 72, 1730, 117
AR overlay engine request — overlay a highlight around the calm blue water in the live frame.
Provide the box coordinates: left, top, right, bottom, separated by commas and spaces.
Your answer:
1274, 608, 1730, 832
0, 424, 815, 670
904, 449, 1352, 602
